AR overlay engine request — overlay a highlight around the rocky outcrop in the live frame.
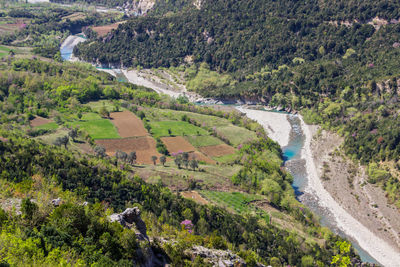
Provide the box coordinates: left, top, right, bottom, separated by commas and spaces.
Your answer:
185, 246, 266, 267
109, 207, 148, 241
121, 0, 155, 15
51, 198, 62, 206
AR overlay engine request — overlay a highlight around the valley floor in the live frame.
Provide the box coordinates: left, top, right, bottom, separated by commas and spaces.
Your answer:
306, 122, 400, 266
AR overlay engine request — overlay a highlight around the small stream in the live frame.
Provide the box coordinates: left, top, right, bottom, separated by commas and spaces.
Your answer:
283, 115, 378, 264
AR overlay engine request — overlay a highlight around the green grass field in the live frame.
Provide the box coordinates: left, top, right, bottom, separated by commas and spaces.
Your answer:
185, 135, 222, 147
213, 153, 238, 164
70, 112, 120, 139
0, 46, 10, 57
80, 112, 102, 120
217, 125, 257, 146
200, 191, 263, 214
85, 100, 123, 113
149, 121, 208, 137
144, 108, 257, 146
35, 122, 59, 130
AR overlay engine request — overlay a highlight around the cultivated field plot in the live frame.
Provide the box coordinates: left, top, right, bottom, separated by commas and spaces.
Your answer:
145, 108, 257, 146
200, 191, 263, 214
0, 18, 28, 36
161, 136, 196, 153
217, 125, 257, 146
62, 12, 86, 22
199, 144, 236, 158
149, 121, 208, 137
95, 136, 162, 164
181, 191, 209, 205
70, 113, 120, 139
92, 21, 125, 37
85, 100, 118, 113
189, 151, 216, 164
185, 135, 222, 147
35, 122, 59, 130
0, 45, 10, 57
110, 111, 148, 138
30, 116, 53, 127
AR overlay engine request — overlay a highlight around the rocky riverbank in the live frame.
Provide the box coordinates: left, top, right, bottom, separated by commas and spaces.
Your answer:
304, 121, 400, 266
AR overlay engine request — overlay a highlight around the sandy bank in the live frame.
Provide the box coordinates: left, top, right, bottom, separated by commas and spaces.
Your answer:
300, 117, 400, 267
60, 35, 86, 51
235, 107, 290, 147
122, 69, 182, 98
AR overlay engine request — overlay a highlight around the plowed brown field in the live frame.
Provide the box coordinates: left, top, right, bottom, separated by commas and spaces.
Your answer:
30, 116, 53, 127
95, 136, 162, 164
189, 151, 216, 164
110, 111, 148, 138
199, 144, 236, 157
92, 21, 125, 37
161, 136, 196, 153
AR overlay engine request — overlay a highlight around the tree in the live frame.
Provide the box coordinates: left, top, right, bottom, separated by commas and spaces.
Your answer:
99, 106, 109, 118
160, 155, 166, 166
138, 111, 145, 120
116, 150, 127, 163
127, 151, 137, 165
174, 154, 182, 169
182, 208, 193, 220
331, 241, 351, 267
21, 198, 38, 222
190, 159, 198, 171
182, 152, 189, 169
151, 155, 158, 165
77, 112, 83, 120
94, 145, 106, 158
54, 136, 69, 149
168, 128, 172, 135
68, 128, 78, 142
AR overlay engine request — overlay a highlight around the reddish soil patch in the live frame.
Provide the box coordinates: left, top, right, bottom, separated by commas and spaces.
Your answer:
181, 191, 209, 205
199, 144, 236, 157
30, 116, 53, 127
95, 136, 162, 164
92, 21, 125, 37
76, 143, 93, 154
161, 136, 196, 154
110, 111, 148, 138
189, 151, 216, 164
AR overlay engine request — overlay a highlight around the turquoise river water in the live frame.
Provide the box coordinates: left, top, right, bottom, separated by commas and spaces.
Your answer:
282, 114, 378, 264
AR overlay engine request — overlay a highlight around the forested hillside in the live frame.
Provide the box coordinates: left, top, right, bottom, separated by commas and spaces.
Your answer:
75, 0, 399, 71
0, 57, 362, 266
74, 0, 400, 208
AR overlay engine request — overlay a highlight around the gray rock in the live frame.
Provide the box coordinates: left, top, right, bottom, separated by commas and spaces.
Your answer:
109, 207, 148, 240
51, 198, 62, 206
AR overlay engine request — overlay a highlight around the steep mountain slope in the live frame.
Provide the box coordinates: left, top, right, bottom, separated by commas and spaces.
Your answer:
0, 57, 362, 266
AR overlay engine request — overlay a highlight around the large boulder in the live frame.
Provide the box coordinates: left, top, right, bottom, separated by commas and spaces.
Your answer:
109, 207, 148, 240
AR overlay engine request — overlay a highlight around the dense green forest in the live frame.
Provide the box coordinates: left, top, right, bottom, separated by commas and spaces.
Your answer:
75, 0, 399, 71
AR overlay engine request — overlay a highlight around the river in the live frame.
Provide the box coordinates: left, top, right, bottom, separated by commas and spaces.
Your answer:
283, 115, 378, 264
